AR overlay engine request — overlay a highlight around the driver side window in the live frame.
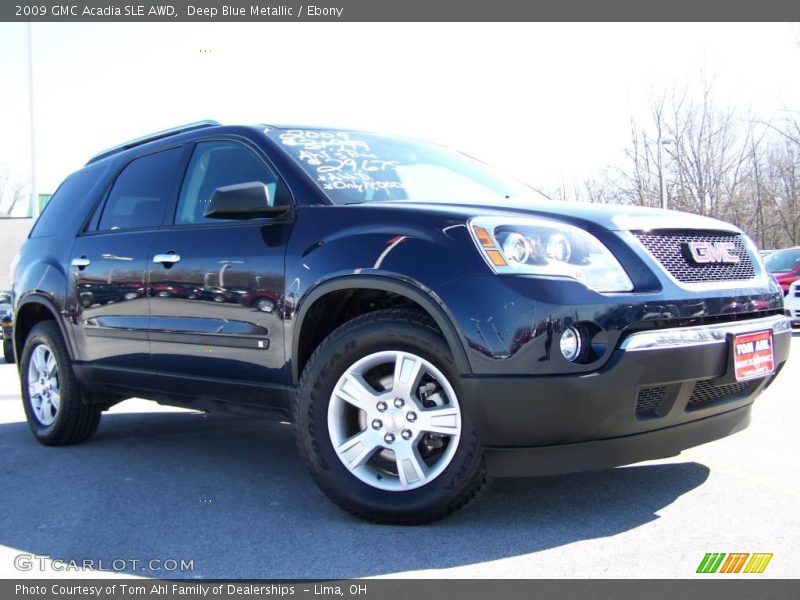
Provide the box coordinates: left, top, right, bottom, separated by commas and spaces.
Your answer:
175, 141, 279, 225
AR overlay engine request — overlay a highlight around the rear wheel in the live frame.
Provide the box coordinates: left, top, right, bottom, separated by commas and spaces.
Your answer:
295, 309, 485, 524
20, 321, 101, 446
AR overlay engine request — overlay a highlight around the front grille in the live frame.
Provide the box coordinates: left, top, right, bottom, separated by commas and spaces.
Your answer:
633, 230, 755, 283
635, 386, 667, 418
686, 379, 757, 411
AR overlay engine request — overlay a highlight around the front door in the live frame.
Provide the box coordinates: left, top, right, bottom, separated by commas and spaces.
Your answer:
147, 139, 292, 407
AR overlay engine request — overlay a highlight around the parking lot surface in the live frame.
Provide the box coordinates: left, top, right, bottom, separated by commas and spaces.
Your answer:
0, 333, 797, 579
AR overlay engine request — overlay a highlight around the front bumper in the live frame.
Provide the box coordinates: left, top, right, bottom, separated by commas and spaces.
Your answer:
462, 315, 792, 477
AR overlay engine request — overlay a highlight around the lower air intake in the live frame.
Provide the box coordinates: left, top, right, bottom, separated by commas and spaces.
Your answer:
686, 379, 758, 411
635, 386, 667, 418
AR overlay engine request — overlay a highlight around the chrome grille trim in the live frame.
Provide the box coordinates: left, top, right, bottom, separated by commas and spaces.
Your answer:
620, 315, 791, 351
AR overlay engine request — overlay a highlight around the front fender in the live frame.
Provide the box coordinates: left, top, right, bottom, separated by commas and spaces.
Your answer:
284, 206, 490, 382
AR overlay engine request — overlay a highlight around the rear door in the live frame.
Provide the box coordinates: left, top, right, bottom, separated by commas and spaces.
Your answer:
147, 139, 293, 407
69, 146, 185, 385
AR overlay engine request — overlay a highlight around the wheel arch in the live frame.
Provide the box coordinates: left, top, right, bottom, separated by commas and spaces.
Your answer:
14, 294, 74, 370
292, 275, 471, 383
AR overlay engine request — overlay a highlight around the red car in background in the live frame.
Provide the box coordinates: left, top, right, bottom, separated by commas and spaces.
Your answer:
764, 247, 800, 294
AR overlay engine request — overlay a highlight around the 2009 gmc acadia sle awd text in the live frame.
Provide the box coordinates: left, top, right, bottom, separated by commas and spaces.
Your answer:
10, 121, 791, 523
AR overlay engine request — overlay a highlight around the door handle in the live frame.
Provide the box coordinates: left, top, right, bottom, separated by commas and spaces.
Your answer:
71, 257, 91, 269
153, 253, 181, 266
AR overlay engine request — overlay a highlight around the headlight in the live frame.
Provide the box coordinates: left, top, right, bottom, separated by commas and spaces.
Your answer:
468, 216, 634, 292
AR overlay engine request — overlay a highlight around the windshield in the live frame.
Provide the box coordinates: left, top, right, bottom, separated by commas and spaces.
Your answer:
269, 129, 543, 205
764, 248, 800, 273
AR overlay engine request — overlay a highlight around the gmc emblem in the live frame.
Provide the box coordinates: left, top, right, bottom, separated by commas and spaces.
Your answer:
684, 241, 740, 264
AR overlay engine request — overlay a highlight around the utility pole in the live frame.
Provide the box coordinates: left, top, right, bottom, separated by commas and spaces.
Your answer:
751, 137, 765, 249
27, 22, 38, 219
657, 131, 667, 210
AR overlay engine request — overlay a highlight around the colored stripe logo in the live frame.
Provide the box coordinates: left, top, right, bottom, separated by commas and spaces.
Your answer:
697, 553, 773, 574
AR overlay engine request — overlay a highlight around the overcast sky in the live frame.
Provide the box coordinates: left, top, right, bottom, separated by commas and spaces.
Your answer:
0, 22, 799, 204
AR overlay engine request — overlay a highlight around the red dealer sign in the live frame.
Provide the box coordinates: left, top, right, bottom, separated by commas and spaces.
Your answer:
733, 330, 775, 381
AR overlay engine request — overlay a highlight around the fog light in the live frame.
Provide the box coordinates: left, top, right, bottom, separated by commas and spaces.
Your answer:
560, 327, 582, 362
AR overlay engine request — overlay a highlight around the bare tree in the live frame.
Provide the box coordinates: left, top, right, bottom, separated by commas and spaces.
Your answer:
561, 83, 799, 249
761, 120, 800, 246
0, 168, 26, 217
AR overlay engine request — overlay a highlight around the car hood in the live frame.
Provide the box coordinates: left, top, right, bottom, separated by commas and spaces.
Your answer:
370, 199, 742, 234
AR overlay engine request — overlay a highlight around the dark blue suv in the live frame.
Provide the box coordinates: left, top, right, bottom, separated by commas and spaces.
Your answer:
10, 121, 791, 523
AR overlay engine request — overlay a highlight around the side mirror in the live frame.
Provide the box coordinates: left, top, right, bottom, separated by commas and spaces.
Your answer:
204, 182, 291, 220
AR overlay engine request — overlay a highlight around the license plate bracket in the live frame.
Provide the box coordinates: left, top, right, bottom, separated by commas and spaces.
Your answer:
732, 330, 775, 382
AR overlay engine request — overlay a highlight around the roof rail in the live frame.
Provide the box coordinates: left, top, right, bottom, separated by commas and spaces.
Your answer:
86, 120, 221, 165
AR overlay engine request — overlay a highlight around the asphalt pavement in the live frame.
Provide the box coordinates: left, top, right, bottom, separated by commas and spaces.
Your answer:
0, 333, 797, 579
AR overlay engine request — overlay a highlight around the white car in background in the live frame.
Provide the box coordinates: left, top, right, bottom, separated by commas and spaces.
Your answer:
786, 280, 800, 327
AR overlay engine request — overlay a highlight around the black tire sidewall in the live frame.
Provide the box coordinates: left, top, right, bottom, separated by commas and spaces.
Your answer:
3, 339, 13, 363
298, 315, 483, 520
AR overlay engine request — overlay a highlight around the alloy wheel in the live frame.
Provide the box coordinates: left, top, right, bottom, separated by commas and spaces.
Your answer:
27, 344, 61, 426
327, 350, 462, 491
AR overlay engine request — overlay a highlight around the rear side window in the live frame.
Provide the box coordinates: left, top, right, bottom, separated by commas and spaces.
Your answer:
29, 162, 108, 238
97, 147, 183, 231
174, 141, 279, 225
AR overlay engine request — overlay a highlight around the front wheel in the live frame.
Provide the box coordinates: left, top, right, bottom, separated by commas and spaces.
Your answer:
20, 321, 101, 446
294, 309, 485, 524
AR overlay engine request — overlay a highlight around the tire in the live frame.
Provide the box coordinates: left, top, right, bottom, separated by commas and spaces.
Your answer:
20, 321, 101, 446
3, 339, 13, 364
294, 308, 486, 524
